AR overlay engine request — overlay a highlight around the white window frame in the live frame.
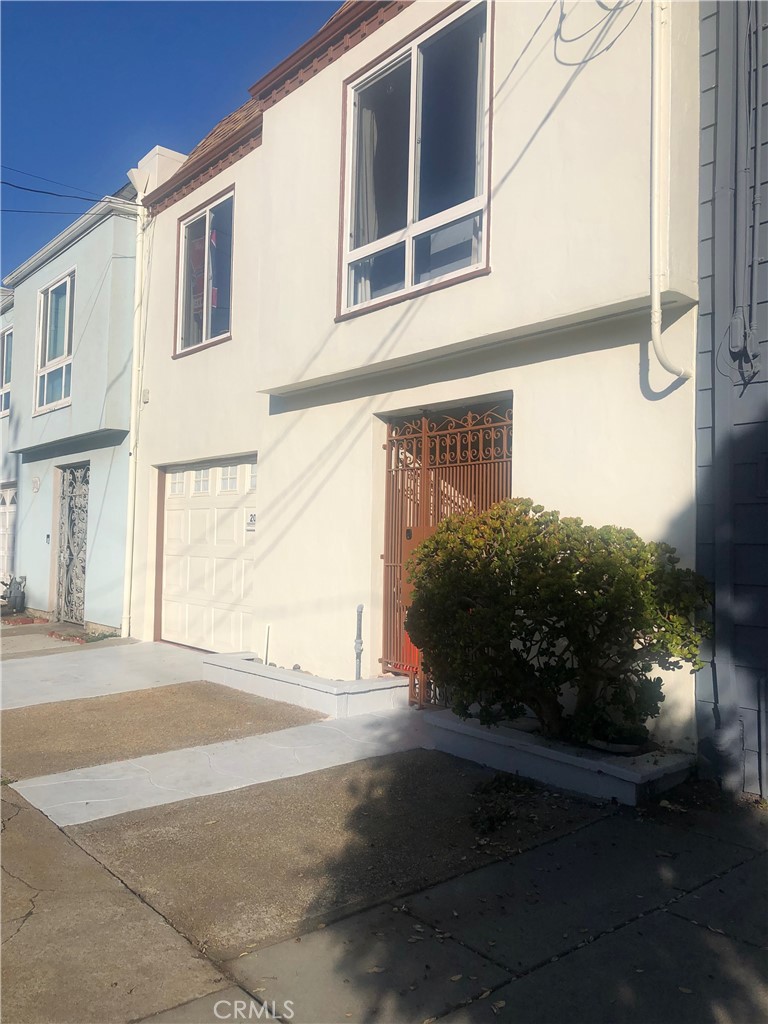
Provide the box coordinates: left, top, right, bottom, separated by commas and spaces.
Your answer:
35, 270, 75, 413
169, 470, 185, 496
248, 461, 258, 492
0, 325, 12, 416
341, 0, 491, 314
218, 464, 238, 493
176, 190, 235, 353
193, 469, 210, 494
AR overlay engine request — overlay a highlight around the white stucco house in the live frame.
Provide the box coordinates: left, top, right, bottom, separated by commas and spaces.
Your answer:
128, 0, 702, 748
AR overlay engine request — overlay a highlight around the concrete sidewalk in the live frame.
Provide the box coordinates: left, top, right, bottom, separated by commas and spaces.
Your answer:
151, 807, 768, 1024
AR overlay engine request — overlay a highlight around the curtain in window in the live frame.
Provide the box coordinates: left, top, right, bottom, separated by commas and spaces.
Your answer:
354, 106, 378, 303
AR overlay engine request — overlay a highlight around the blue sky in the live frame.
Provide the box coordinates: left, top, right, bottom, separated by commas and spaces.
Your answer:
1, 0, 339, 279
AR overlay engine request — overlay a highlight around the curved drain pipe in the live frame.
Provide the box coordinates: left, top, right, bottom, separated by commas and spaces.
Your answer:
650, 0, 691, 381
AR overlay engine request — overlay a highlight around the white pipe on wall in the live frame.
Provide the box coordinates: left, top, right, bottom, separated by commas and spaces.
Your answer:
121, 183, 148, 638
650, 0, 691, 382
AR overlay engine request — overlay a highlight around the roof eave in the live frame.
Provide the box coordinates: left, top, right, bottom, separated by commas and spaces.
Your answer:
143, 111, 264, 214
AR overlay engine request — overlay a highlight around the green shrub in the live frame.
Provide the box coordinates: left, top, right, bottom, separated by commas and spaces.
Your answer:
404, 498, 711, 743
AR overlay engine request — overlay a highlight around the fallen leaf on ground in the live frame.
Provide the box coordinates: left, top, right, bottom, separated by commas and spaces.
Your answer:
450, 975, 463, 982
367, 966, 386, 974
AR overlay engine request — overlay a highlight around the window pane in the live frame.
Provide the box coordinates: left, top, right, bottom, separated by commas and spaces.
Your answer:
193, 469, 209, 493
208, 197, 233, 340
38, 376, 45, 407
417, 8, 486, 221
348, 243, 405, 306
3, 331, 11, 385
170, 471, 185, 495
220, 464, 237, 492
353, 58, 411, 248
46, 366, 63, 404
47, 281, 68, 361
1, 392, 8, 412
414, 213, 482, 285
64, 362, 72, 398
181, 217, 206, 349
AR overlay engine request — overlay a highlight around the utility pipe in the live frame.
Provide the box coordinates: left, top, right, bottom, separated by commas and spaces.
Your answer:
354, 603, 364, 680
120, 183, 148, 637
748, 0, 764, 359
650, 0, 691, 381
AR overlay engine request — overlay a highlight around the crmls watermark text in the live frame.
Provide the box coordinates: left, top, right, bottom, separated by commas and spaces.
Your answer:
214, 998, 295, 1020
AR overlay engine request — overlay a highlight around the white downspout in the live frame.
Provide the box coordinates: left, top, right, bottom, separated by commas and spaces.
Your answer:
650, 0, 691, 381
121, 185, 147, 637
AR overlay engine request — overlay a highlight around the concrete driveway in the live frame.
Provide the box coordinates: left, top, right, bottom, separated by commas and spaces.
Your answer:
2, 640, 766, 1024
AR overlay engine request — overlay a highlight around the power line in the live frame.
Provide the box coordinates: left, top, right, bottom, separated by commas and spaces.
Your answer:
1, 164, 103, 199
1, 180, 137, 205
1, 208, 135, 216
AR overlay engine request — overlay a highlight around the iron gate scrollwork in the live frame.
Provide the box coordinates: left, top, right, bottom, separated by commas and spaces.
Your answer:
57, 463, 89, 624
382, 401, 514, 705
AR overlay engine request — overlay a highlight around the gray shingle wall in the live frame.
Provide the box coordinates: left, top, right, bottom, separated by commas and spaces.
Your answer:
696, 3, 767, 795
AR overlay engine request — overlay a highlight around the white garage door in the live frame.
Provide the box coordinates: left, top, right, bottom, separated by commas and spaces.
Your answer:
0, 484, 17, 579
161, 460, 258, 652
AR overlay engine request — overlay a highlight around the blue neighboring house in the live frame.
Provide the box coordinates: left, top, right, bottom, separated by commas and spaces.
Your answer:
1, 287, 16, 579
1, 185, 138, 628
696, 1, 767, 796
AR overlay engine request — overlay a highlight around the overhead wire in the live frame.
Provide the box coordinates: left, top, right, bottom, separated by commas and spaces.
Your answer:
1, 164, 104, 199
1, 208, 136, 216
1, 180, 139, 205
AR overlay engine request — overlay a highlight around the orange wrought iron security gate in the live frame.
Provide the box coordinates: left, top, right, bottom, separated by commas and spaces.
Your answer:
381, 400, 514, 703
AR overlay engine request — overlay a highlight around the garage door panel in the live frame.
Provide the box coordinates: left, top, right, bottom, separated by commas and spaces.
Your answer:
215, 507, 237, 544
165, 508, 186, 545
187, 603, 211, 646
189, 508, 211, 545
161, 462, 257, 653
161, 600, 186, 644
163, 554, 186, 594
187, 555, 211, 598
213, 557, 241, 600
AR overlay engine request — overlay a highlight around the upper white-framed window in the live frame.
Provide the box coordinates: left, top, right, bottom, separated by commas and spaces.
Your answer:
219, 464, 238, 493
342, 1, 490, 313
36, 271, 74, 411
177, 191, 234, 353
169, 470, 185, 496
193, 468, 210, 494
0, 326, 12, 416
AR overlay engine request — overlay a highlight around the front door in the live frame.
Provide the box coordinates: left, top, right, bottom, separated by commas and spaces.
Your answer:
57, 463, 89, 624
382, 400, 514, 681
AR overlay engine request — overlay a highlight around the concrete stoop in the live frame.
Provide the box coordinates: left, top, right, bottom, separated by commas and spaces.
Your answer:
202, 653, 410, 718
424, 709, 695, 805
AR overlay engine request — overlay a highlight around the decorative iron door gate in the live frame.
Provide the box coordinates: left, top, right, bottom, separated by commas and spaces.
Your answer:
57, 464, 89, 624
382, 401, 514, 690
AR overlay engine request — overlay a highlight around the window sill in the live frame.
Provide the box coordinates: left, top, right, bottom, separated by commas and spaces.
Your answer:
335, 264, 491, 323
173, 333, 232, 359
32, 399, 72, 418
